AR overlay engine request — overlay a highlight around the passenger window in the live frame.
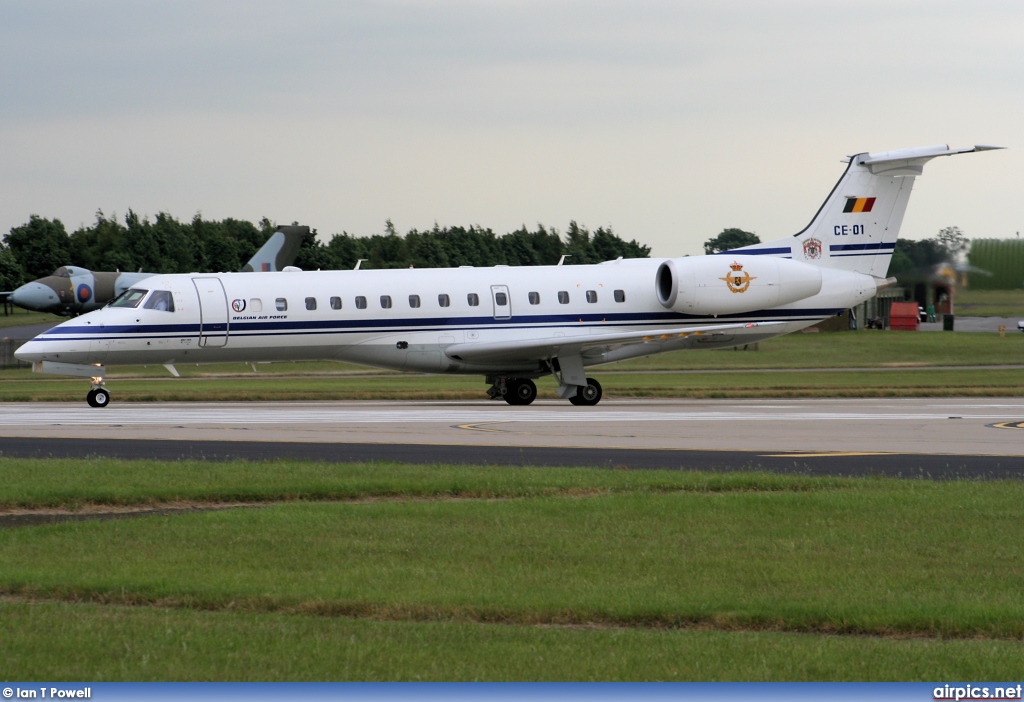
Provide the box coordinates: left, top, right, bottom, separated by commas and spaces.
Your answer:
528, 292, 540, 305
557, 291, 569, 305
495, 292, 508, 306
438, 294, 450, 308
276, 298, 288, 311
355, 296, 367, 309
409, 294, 421, 308
467, 293, 479, 306
330, 296, 342, 310
250, 298, 263, 312
614, 289, 625, 303
305, 297, 317, 311
380, 295, 392, 309
143, 290, 175, 312
586, 290, 597, 303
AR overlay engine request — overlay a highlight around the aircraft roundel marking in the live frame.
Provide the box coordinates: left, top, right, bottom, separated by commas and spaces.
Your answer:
231, 299, 246, 313
76, 284, 92, 303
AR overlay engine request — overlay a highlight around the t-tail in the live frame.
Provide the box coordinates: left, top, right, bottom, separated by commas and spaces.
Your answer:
731, 144, 1004, 278
242, 225, 308, 272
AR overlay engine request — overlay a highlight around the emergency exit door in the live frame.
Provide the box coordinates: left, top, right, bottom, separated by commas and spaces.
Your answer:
491, 285, 511, 320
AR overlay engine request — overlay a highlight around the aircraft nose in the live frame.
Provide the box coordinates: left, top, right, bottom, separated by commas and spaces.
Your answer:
13, 339, 43, 363
11, 281, 60, 312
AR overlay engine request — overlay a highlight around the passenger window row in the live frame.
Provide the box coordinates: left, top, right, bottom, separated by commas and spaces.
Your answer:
251, 289, 627, 312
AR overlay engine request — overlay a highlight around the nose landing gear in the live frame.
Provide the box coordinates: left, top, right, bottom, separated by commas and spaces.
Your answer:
87, 377, 110, 408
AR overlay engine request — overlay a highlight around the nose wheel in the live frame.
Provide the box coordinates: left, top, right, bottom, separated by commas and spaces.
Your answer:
87, 387, 110, 408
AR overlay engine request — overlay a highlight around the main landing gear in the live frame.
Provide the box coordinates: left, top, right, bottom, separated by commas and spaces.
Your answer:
486, 376, 603, 406
505, 378, 538, 405
568, 377, 602, 406
487, 378, 538, 405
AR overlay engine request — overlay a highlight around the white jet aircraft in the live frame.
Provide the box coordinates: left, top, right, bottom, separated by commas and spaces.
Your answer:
15, 144, 1001, 407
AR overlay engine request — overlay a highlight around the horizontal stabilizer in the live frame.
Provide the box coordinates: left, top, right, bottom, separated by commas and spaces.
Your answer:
855, 144, 1005, 176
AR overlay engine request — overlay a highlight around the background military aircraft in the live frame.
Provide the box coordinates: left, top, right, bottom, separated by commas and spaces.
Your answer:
4, 225, 306, 316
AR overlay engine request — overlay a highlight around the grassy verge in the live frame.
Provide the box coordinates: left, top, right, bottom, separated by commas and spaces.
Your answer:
1, 461, 1023, 640
3, 600, 1022, 681
0, 458, 833, 509
955, 289, 1024, 318
3, 330, 1023, 382
2, 459, 1023, 680
1, 331, 1022, 401
5, 493, 1023, 638
0, 309, 63, 329
0, 366, 1021, 401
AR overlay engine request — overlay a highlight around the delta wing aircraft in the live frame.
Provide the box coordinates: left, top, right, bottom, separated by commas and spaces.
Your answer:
5, 225, 307, 315
15, 144, 1001, 407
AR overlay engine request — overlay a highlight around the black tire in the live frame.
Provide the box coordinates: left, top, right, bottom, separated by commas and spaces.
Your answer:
568, 377, 602, 406
504, 378, 537, 406
87, 388, 110, 408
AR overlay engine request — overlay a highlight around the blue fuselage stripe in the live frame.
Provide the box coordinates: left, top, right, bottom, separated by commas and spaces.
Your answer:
35, 308, 845, 342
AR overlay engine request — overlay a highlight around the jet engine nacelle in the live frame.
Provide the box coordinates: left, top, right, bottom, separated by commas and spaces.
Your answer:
656, 254, 823, 315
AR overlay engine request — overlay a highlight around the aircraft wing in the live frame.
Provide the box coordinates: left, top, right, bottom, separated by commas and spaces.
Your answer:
443, 321, 783, 365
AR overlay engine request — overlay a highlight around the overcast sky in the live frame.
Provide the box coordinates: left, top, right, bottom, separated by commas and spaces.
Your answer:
2, 0, 1020, 256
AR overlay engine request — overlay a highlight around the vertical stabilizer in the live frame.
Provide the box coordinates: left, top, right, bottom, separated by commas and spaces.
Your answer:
731, 145, 1003, 277
242, 225, 308, 272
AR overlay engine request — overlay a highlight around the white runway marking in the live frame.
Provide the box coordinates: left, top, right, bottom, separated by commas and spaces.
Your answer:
1, 402, 1022, 426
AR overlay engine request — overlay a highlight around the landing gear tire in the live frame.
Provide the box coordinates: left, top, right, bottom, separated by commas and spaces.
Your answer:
87, 388, 110, 408
568, 377, 602, 406
504, 378, 537, 406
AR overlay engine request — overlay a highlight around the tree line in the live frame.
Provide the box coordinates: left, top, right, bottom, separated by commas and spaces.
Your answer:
0, 210, 974, 293
0, 212, 651, 290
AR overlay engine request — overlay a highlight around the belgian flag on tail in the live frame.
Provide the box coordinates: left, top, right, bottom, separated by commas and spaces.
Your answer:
843, 197, 876, 213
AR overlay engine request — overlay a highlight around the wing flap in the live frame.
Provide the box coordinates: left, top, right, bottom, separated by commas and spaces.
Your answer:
443, 322, 782, 365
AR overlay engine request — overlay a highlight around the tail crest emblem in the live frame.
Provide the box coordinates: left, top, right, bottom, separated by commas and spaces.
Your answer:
802, 238, 823, 260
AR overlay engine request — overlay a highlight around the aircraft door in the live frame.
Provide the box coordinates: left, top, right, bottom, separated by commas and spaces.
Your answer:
192, 277, 229, 347
491, 285, 511, 320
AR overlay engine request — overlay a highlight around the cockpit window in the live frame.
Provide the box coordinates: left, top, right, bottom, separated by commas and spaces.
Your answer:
143, 290, 175, 312
53, 267, 70, 278
109, 288, 149, 308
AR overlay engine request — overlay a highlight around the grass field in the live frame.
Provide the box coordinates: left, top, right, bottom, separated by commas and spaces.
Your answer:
956, 289, 1024, 317
1, 458, 1023, 681
1, 366, 1022, 401
0, 308, 63, 329
1, 331, 1022, 401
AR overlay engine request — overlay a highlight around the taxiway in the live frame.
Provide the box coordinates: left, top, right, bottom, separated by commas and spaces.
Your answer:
0, 398, 1022, 478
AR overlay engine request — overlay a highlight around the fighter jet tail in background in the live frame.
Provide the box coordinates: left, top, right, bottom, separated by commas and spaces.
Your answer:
241, 225, 308, 273
5, 225, 308, 316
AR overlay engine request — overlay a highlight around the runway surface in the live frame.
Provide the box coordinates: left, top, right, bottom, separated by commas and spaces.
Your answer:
0, 398, 1022, 478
